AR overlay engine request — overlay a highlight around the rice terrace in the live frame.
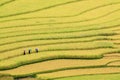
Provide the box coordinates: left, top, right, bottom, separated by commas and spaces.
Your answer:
0, 0, 120, 80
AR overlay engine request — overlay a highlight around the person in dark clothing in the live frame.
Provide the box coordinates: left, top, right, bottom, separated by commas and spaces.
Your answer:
35, 48, 39, 53
28, 49, 32, 54
23, 50, 26, 55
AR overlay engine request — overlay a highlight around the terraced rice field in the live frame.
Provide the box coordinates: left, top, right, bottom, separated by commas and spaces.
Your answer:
0, 0, 120, 80
54, 73, 120, 80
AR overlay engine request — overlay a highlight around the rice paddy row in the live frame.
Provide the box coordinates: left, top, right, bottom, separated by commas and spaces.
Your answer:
0, 0, 120, 20
0, 53, 120, 78
0, 29, 118, 61
0, 49, 116, 70
0, 5, 120, 30
54, 73, 120, 80
36, 67, 120, 80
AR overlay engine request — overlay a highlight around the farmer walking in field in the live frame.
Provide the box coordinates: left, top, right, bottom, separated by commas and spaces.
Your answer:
23, 50, 26, 55
35, 48, 39, 53
28, 49, 32, 54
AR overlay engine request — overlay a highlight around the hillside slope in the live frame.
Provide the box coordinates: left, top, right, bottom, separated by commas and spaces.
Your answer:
0, 0, 120, 80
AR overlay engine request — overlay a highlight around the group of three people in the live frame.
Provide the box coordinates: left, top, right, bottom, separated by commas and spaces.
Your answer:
23, 48, 39, 55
